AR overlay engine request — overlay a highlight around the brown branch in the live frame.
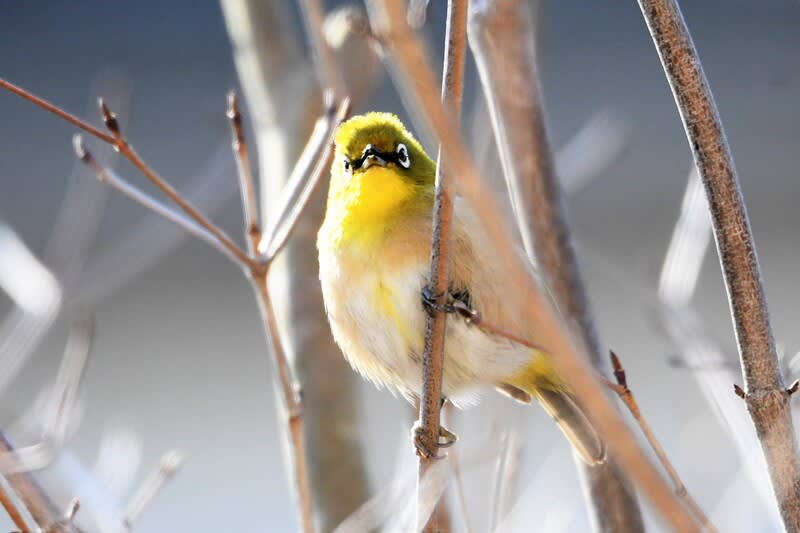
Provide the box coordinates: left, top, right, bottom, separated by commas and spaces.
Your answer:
467, 2, 644, 531
0, 78, 115, 144
0, 477, 30, 532
73, 137, 246, 269
260, 95, 350, 261
370, 3, 701, 531
249, 276, 312, 533
1, 75, 351, 533
635, 1, 800, 530
227, 91, 261, 253
0, 433, 67, 532
604, 352, 716, 532
403, 1, 468, 532
0, 78, 253, 271
221, 0, 378, 531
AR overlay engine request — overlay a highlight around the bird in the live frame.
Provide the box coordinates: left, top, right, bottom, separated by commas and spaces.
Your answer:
317, 112, 604, 464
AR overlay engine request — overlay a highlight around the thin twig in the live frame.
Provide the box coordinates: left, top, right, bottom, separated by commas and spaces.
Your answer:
260, 95, 350, 260
122, 450, 183, 529
467, 1, 644, 531
408, 1, 467, 532
73, 136, 245, 269
604, 352, 716, 531
227, 91, 261, 253
0, 79, 254, 272
0, 476, 29, 532
371, 3, 701, 530
0, 78, 115, 144
636, 1, 800, 530
0, 432, 68, 532
249, 276, 312, 533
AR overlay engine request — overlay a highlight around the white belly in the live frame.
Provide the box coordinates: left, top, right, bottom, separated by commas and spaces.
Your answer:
319, 252, 529, 405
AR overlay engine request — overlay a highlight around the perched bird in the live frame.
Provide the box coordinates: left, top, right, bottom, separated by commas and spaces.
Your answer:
317, 112, 604, 464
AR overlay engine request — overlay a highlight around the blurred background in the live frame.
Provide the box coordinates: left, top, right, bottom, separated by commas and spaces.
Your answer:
0, 1, 799, 531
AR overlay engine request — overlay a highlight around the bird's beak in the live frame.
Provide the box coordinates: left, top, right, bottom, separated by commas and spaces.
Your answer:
361, 153, 387, 170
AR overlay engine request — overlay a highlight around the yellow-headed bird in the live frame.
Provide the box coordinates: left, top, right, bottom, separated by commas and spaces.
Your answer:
317, 112, 604, 464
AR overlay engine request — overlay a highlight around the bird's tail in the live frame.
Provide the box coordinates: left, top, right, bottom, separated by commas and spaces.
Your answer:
533, 388, 606, 465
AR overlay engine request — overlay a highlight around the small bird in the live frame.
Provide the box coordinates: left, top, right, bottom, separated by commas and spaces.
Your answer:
317, 112, 604, 464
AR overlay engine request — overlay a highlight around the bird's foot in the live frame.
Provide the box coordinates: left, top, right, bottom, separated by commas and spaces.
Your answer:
411, 422, 458, 459
421, 285, 454, 315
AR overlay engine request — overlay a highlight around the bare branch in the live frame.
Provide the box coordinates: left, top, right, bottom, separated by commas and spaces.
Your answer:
370, 2, 701, 530
249, 276, 312, 532
73, 136, 247, 270
0, 78, 115, 144
227, 91, 261, 253
0, 475, 30, 532
604, 352, 715, 531
122, 450, 183, 529
260, 95, 351, 261
402, 1, 468, 532
0, 78, 254, 272
0, 432, 68, 532
467, 1, 645, 531
636, 0, 800, 529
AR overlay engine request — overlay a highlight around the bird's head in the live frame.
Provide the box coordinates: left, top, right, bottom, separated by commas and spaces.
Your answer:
327, 113, 436, 224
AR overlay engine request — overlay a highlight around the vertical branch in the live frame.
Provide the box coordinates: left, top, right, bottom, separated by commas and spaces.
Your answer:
415, 1, 468, 532
467, 1, 644, 531
227, 92, 261, 253
636, 1, 800, 530
220, 2, 377, 530
0, 433, 65, 532
370, 1, 701, 528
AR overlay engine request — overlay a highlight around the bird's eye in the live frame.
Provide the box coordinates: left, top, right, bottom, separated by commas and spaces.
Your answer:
396, 143, 410, 169
342, 158, 351, 172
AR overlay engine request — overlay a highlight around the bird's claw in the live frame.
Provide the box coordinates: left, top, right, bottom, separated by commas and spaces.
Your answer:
411, 422, 458, 459
421, 285, 454, 315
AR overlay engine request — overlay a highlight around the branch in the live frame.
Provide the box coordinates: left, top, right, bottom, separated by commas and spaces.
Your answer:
72, 137, 246, 269
636, 1, 800, 529
122, 450, 183, 529
0, 78, 254, 271
370, 2, 701, 531
0, 432, 70, 532
227, 91, 261, 253
604, 352, 715, 531
406, 1, 468, 532
260, 95, 350, 261
657, 168, 780, 524
467, 1, 644, 531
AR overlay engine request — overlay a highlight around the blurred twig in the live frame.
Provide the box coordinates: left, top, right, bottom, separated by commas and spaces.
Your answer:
369, 2, 701, 530
636, 1, 800, 530
221, 3, 377, 529
603, 352, 715, 531
122, 450, 183, 529
399, 1, 468, 532
657, 167, 781, 526
0, 72, 348, 533
0, 432, 72, 532
467, 1, 644, 530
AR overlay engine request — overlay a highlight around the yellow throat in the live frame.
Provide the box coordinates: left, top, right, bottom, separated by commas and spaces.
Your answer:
325, 164, 418, 249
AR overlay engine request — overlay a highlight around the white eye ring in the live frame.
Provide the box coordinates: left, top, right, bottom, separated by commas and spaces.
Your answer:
396, 143, 410, 169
